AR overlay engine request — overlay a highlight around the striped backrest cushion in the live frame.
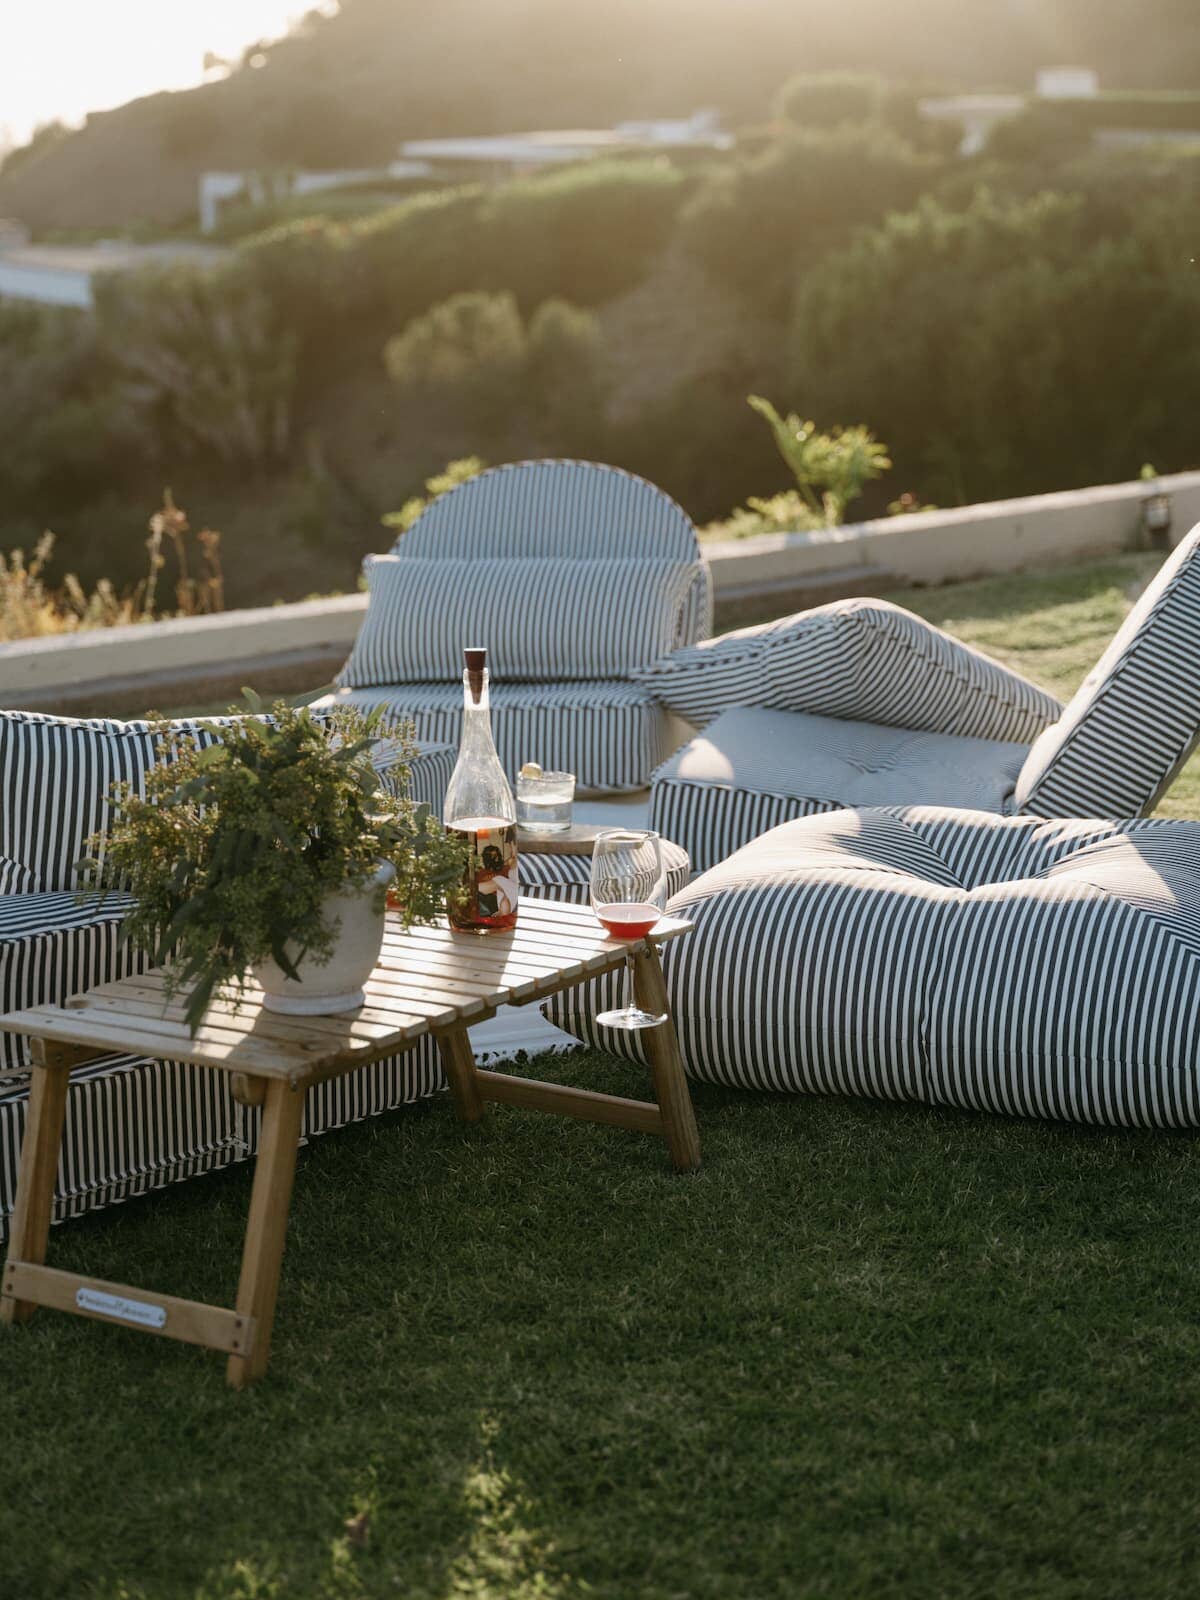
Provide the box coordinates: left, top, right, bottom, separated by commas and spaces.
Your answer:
632, 598, 1061, 743
0, 707, 371, 894
1015, 524, 1200, 817
339, 556, 699, 687
395, 459, 712, 645
0, 711, 227, 894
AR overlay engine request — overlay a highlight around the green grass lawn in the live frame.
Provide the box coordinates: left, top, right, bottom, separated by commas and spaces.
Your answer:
6, 552, 1199, 1598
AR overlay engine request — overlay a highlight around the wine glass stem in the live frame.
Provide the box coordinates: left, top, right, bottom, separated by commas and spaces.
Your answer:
625, 949, 635, 1015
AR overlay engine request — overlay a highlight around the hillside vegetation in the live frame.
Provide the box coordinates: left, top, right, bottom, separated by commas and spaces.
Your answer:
3, 0, 1200, 231
2, 8, 1200, 607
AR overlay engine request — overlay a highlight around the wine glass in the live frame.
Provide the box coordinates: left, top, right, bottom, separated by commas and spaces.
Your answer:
589, 829, 668, 1030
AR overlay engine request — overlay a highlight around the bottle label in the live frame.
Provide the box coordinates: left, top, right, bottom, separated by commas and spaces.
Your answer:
448, 819, 519, 932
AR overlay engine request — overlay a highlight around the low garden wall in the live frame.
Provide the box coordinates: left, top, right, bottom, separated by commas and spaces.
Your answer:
3, 470, 1198, 716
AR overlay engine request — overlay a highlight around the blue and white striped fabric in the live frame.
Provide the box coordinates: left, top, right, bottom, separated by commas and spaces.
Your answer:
329, 459, 714, 791
0, 1035, 445, 1242
321, 678, 680, 795
546, 806, 1200, 1129
394, 458, 712, 646
0, 710, 453, 894
1015, 523, 1200, 818
650, 705, 1030, 872
339, 556, 697, 687
0, 892, 140, 1080
521, 836, 690, 905
633, 597, 1061, 741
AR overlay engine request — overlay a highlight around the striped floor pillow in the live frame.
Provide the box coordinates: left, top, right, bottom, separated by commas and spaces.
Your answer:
546, 806, 1200, 1129
632, 598, 1061, 744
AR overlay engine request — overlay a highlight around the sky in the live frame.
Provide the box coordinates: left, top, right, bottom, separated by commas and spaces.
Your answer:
0, 0, 315, 150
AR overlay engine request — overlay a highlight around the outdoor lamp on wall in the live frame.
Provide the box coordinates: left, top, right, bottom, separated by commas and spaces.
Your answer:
1140, 465, 1173, 547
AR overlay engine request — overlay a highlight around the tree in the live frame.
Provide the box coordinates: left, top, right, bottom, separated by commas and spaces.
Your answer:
788, 190, 1200, 505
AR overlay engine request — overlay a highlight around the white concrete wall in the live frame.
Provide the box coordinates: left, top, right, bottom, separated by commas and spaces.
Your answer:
0, 259, 91, 307
706, 470, 1200, 600
0, 595, 366, 703
2, 470, 1198, 712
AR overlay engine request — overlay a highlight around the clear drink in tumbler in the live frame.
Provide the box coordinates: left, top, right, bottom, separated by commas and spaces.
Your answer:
516, 767, 575, 833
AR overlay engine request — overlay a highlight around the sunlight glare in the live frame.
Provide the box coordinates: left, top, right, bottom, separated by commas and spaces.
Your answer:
0, 0, 313, 147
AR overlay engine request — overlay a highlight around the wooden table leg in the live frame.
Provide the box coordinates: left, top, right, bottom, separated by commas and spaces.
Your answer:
1, 1043, 72, 1325
438, 1027, 485, 1122
631, 943, 701, 1173
226, 1078, 305, 1388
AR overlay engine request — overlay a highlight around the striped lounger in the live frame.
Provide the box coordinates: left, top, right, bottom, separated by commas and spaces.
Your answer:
0, 710, 455, 1241
547, 806, 1200, 1129
315, 459, 711, 793
642, 526, 1200, 871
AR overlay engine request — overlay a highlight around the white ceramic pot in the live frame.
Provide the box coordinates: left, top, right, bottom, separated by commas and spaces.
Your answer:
251, 862, 394, 1016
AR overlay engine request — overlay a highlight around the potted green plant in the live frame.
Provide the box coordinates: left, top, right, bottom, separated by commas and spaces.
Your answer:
80, 697, 468, 1033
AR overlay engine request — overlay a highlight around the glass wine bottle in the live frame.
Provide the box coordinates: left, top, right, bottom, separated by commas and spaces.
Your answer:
444, 647, 519, 933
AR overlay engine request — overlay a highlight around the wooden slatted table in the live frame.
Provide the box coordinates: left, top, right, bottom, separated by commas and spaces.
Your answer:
0, 897, 698, 1387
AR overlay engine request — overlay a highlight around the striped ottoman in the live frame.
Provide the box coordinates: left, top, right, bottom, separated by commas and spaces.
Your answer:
521, 837, 690, 906
546, 805, 1200, 1130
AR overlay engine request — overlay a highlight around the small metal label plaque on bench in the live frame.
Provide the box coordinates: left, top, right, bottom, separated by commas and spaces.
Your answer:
75, 1287, 167, 1329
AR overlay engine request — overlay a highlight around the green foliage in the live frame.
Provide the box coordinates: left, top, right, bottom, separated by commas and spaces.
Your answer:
773, 70, 890, 129
382, 456, 488, 535
81, 697, 468, 1033
0, 300, 136, 510
383, 290, 608, 457
748, 395, 891, 524
681, 124, 940, 312
478, 157, 687, 309
703, 490, 815, 541
985, 103, 1093, 165
788, 187, 1200, 505
94, 261, 298, 467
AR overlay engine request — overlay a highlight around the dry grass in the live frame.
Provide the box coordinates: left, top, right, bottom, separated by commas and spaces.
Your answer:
0, 490, 223, 642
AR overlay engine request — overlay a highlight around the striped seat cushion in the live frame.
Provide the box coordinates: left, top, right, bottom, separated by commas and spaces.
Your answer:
650, 705, 1029, 871
1016, 523, 1200, 817
0, 1036, 445, 1241
395, 458, 712, 646
339, 556, 699, 687
0, 710, 454, 895
632, 598, 1061, 743
318, 679, 681, 794
0, 892, 140, 1080
546, 806, 1200, 1129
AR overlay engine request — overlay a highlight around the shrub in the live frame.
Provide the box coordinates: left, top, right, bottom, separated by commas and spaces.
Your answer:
788, 189, 1200, 505
773, 71, 890, 129
0, 300, 136, 511
680, 124, 940, 313
477, 157, 688, 309
383, 290, 608, 457
95, 261, 297, 468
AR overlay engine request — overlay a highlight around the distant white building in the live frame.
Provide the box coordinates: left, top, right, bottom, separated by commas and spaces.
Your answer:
198, 161, 434, 234
1036, 67, 1100, 101
399, 110, 732, 175
197, 112, 732, 233
918, 94, 1026, 157
0, 239, 227, 307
